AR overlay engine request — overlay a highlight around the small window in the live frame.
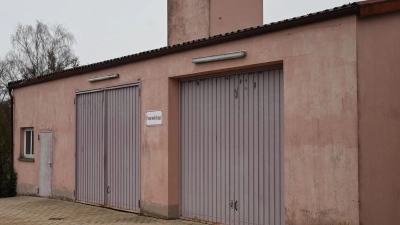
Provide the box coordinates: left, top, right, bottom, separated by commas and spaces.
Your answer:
24, 128, 34, 158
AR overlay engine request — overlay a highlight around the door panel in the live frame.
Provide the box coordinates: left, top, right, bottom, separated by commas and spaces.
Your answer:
39, 132, 53, 197
75, 91, 105, 205
228, 76, 236, 224
180, 69, 283, 225
106, 86, 140, 212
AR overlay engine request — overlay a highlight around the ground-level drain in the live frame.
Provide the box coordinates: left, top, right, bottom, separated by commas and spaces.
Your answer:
48, 218, 64, 220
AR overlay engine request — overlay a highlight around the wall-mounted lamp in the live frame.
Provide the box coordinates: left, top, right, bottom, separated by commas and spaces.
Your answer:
192, 51, 246, 64
88, 74, 119, 82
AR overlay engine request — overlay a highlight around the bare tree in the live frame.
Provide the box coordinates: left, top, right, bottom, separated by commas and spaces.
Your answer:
0, 22, 79, 196
0, 58, 14, 117
0, 21, 79, 84
0, 20, 80, 122
0, 20, 79, 114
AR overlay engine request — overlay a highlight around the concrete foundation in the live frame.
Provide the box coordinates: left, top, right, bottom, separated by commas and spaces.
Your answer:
16, 182, 37, 196
140, 201, 179, 219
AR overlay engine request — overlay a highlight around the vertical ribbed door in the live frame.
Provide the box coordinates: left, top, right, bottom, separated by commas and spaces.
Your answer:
76, 91, 105, 205
180, 69, 283, 225
106, 85, 141, 212
76, 83, 140, 212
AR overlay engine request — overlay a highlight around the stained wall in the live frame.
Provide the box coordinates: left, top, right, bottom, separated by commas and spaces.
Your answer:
357, 11, 400, 225
210, 0, 263, 36
167, 0, 263, 45
167, 0, 210, 46
13, 15, 358, 223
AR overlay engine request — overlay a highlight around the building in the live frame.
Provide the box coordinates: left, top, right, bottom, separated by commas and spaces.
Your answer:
7, 0, 400, 224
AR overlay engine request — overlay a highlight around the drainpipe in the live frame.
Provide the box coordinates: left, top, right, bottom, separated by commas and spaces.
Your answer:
7, 87, 13, 170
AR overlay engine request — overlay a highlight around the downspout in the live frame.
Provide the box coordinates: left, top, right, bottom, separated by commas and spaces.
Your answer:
7, 87, 13, 170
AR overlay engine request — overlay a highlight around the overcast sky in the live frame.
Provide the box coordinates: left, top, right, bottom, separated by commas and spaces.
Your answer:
0, 0, 350, 65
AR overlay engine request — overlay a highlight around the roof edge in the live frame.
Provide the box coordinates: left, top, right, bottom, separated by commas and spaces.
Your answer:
357, 0, 400, 17
8, 4, 361, 90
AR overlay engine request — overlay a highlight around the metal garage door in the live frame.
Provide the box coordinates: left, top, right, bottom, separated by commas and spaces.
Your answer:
76, 90, 105, 205
75, 83, 140, 212
180, 68, 283, 225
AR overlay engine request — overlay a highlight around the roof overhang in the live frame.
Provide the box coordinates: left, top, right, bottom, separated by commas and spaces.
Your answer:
7, 0, 400, 90
358, 0, 400, 16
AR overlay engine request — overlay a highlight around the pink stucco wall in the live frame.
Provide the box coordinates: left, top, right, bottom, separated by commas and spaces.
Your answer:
13, 15, 359, 223
357, 11, 400, 225
210, 0, 263, 36
167, 0, 263, 45
167, 0, 210, 46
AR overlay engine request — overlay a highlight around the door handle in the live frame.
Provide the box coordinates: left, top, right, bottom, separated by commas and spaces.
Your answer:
234, 200, 238, 211
107, 186, 110, 194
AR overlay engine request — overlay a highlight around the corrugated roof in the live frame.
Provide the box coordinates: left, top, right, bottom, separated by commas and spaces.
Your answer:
7, 0, 399, 89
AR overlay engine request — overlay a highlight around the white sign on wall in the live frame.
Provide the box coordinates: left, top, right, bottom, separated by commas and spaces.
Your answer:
146, 110, 162, 126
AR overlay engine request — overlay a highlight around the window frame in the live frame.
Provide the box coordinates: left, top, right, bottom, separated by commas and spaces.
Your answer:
23, 128, 34, 158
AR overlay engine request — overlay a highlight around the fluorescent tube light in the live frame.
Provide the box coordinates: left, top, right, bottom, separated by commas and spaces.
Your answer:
88, 74, 119, 82
192, 51, 246, 64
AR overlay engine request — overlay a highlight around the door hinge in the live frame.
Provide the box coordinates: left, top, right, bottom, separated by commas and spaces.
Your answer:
38, 134, 40, 141
37, 188, 39, 194
138, 200, 141, 208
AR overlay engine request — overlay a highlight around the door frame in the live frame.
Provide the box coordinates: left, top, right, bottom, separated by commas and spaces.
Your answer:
178, 66, 284, 224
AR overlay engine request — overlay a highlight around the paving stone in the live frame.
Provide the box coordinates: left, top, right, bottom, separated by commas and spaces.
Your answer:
0, 196, 203, 225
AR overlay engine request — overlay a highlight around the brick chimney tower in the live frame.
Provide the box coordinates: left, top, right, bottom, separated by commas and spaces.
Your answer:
168, 0, 263, 46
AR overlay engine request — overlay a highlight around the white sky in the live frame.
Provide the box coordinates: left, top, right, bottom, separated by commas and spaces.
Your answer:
0, 0, 351, 65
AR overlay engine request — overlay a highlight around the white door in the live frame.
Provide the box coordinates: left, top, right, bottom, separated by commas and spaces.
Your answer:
39, 132, 53, 197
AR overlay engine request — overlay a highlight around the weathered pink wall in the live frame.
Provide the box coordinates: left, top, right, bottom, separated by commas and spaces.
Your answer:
167, 0, 263, 45
282, 17, 358, 225
357, 11, 400, 225
210, 0, 263, 36
13, 15, 359, 223
167, 0, 210, 46
14, 80, 76, 198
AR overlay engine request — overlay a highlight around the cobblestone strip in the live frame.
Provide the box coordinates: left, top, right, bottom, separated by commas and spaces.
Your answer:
0, 196, 203, 225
